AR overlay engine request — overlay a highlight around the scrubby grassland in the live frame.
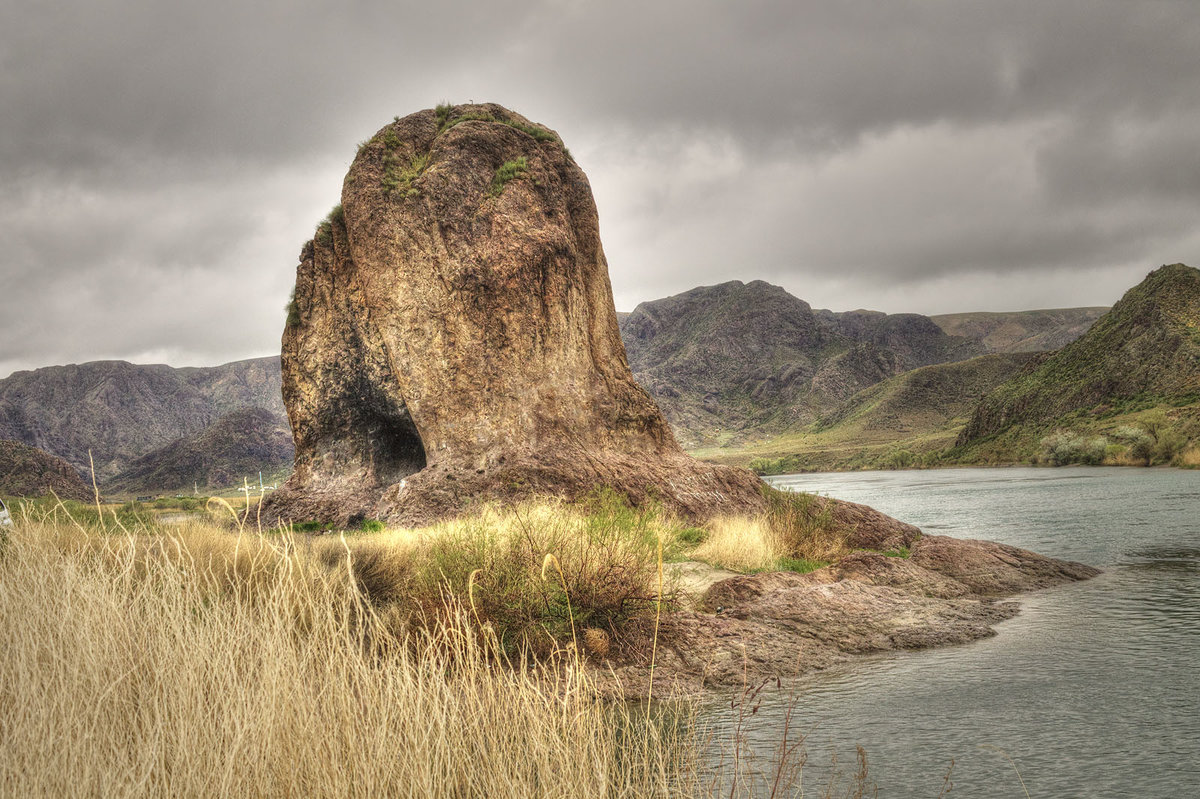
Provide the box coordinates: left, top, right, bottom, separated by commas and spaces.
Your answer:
0, 495, 875, 799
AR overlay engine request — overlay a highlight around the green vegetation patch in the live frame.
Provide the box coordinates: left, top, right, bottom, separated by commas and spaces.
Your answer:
314, 220, 333, 247
436, 105, 564, 147
749, 454, 804, 476
382, 151, 428, 198
775, 556, 826, 573
489, 156, 529, 197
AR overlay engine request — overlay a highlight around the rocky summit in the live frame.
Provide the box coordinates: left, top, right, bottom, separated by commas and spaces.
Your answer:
263, 104, 766, 526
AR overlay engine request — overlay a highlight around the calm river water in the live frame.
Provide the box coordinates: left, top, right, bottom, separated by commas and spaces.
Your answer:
706, 467, 1199, 797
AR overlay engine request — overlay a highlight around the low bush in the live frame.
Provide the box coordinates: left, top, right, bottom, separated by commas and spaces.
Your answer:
1040, 430, 1109, 465
764, 489, 847, 563
489, 156, 529, 197
748, 454, 803, 476
315, 493, 669, 654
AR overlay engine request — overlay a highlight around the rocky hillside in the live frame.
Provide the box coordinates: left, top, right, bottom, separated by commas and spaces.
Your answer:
106, 407, 294, 495
0, 440, 93, 501
958, 264, 1200, 453
619, 280, 983, 447
931, 307, 1108, 353
0, 356, 284, 480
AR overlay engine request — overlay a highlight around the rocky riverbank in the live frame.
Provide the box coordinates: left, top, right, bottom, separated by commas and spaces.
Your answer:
597, 533, 1099, 698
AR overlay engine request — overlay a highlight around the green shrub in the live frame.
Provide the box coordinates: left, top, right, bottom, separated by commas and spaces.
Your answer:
359, 519, 386, 533
382, 151, 428, 197
285, 289, 300, 328
1154, 428, 1188, 464
674, 527, 707, 546
1040, 430, 1109, 465
1113, 425, 1154, 463
292, 521, 334, 533
775, 556, 825, 574
381, 127, 402, 150
763, 489, 847, 562
882, 449, 915, 470
489, 157, 528, 196
389, 498, 666, 653
748, 454, 803, 476
314, 220, 333, 247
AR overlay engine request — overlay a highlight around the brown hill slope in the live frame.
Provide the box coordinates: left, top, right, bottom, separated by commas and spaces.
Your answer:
0, 357, 283, 479
620, 281, 983, 447
107, 407, 293, 495
0, 440, 92, 501
931, 307, 1107, 353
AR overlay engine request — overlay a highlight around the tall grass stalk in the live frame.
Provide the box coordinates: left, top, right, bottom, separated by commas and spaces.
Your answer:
0, 514, 699, 798
0, 497, 879, 797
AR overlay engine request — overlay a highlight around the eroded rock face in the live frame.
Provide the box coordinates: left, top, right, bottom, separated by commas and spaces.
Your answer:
264, 104, 766, 525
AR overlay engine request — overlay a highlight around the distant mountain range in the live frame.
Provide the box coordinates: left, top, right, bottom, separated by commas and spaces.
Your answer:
10, 268, 1183, 496
930, 307, 1108, 353
0, 357, 283, 485
619, 280, 986, 447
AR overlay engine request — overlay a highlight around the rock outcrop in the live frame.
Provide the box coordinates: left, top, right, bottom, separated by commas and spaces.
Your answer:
263, 105, 767, 526
601, 536, 1100, 697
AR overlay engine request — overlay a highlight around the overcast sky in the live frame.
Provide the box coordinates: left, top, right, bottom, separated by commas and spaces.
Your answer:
3, 0, 1199, 376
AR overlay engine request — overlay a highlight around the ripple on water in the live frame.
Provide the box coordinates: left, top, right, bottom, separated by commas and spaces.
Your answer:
721, 467, 1200, 797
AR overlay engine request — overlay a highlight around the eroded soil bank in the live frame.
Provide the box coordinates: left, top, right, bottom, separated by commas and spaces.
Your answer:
596, 533, 1099, 698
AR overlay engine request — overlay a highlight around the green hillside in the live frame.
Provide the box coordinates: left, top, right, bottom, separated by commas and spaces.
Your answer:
954, 264, 1200, 465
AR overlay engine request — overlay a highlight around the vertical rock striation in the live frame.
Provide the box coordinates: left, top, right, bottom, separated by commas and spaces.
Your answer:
263, 104, 766, 526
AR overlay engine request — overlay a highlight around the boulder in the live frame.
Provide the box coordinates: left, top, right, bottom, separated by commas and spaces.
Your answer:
263, 104, 767, 526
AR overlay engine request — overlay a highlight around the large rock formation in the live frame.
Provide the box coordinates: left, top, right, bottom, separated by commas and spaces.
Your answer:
263, 104, 766, 526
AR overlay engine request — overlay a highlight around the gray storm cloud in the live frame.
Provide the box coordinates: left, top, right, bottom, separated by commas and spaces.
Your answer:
2, 0, 1199, 375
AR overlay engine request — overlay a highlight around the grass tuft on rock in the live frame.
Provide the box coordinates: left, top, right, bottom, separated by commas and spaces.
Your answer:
489, 156, 529, 197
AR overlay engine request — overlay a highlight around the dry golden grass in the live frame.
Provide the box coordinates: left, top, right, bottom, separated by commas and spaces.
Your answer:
308, 497, 671, 653
0, 514, 700, 798
0, 496, 875, 798
691, 516, 781, 572
1176, 445, 1200, 468
690, 492, 848, 573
